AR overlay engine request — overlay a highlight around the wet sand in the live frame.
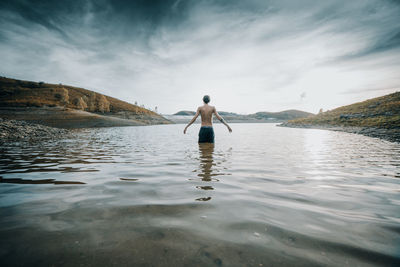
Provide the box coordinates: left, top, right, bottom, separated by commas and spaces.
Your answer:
0, 204, 321, 267
3, 203, 395, 267
0, 106, 170, 128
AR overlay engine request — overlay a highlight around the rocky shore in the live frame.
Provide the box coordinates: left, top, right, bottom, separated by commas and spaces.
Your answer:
0, 118, 68, 143
279, 122, 400, 143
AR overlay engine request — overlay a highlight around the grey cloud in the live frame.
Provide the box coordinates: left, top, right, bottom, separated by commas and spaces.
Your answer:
0, 0, 82, 40
340, 85, 400, 95
1, 0, 400, 113
337, 31, 400, 61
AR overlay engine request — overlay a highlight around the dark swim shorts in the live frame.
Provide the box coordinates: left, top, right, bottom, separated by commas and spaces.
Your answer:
198, 126, 215, 143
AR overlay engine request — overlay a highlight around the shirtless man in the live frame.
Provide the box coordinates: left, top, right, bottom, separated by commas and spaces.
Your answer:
183, 95, 232, 143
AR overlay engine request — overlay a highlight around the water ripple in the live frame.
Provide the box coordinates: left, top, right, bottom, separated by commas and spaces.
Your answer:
0, 124, 399, 266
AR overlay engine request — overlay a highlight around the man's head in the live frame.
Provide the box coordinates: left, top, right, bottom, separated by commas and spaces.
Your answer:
203, 95, 210, 104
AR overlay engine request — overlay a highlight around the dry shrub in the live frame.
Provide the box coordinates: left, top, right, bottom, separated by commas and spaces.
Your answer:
54, 88, 69, 105
73, 97, 87, 110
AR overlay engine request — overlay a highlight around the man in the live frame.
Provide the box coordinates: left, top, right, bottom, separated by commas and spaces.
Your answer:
183, 95, 232, 143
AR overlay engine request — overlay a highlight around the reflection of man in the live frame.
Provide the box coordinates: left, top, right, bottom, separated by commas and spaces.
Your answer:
195, 143, 215, 200
198, 143, 214, 182
183, 95, 232, 143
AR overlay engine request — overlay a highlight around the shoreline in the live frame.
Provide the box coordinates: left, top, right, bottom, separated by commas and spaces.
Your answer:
279, 122, 400, 143
0, 118, 69, 143
2, 118, 398, 144
0, 106, 172, 128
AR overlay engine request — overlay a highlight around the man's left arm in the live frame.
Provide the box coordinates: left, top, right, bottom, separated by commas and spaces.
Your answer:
214, 108, 232, 133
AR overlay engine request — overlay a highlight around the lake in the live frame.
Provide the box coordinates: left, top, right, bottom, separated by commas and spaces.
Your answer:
0, 123, 399, 266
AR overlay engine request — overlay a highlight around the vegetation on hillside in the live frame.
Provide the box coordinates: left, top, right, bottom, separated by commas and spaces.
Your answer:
287, 92, 400, 128
0, 77, 160, 117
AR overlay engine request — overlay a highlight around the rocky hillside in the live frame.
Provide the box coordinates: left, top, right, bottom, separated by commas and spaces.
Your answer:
0, 77, 171, 127
280, 92, 400, 143
284, 92, 400, 128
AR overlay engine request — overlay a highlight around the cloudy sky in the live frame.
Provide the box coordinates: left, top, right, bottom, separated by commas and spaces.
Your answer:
0, 0, 399, 114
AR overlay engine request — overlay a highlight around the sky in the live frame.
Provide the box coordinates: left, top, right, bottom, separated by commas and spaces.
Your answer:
0, 0, 399, 114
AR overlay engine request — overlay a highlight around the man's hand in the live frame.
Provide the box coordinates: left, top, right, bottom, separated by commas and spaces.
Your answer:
228, 126, 232, 133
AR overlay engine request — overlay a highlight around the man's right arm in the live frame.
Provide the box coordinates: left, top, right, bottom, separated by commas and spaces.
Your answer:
184, 108, 200, 134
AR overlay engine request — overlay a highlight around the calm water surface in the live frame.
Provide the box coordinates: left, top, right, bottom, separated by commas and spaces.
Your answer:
0, 123, 399, 266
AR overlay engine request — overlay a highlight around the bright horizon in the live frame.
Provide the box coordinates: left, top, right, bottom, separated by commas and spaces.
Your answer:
1, 0, 399, 114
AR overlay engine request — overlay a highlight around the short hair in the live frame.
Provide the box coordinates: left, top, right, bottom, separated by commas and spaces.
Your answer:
203, 95, 210, 103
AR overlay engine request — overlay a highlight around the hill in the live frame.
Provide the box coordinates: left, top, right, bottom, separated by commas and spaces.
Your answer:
248, 110, 314, 120
0, 77, 171, 128
173, 110, 239, 116
284, 92, 400, 128
168, 109, 313, 123
173, 110, 196, 116
281, 92, 400, 142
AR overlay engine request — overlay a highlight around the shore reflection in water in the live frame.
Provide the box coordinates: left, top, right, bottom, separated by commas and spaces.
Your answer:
0, 177, 85, 184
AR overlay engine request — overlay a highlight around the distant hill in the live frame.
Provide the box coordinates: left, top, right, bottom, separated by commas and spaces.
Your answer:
0, 77, 171, 128
219, 111, 239, 116
173, 110, 239, 116
169, 109, 313, 123
284, 92, 400, 128
174, 110, 196, 116
248, 110, 313, 120
174, 110, 239, 116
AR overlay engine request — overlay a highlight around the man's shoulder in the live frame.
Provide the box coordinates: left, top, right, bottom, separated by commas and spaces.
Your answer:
198, 105, 215, 111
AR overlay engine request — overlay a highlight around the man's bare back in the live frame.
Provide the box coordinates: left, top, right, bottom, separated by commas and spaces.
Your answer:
198, 104, 217, 126
183, 95, 232, 142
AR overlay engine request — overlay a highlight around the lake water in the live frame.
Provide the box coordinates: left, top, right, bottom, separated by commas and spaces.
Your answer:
0, 123, 399, 266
